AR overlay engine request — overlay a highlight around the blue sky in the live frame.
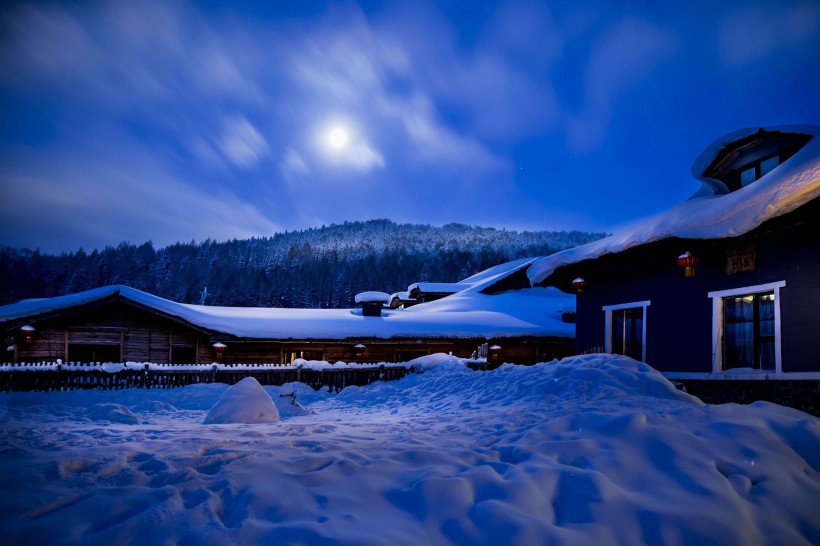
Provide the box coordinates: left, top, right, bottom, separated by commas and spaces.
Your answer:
1, 0, 819, 253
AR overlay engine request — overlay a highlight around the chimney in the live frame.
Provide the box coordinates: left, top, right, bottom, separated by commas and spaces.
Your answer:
354, 291, 391, 317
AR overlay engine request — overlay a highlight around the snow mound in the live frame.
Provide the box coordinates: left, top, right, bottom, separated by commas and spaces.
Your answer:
409, 352, 465, 372
85, 403, 140, 424
204, 377, 280, 424
131, 400, 178, 413
271, 383, 315, 418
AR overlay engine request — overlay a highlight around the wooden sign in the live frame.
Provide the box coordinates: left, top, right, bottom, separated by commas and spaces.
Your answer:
726, 246, 756, 275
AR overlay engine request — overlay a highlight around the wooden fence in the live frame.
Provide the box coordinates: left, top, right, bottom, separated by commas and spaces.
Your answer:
0, 363, 412, 393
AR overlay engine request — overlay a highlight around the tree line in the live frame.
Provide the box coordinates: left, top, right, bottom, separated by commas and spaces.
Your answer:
0, 220, 604, 308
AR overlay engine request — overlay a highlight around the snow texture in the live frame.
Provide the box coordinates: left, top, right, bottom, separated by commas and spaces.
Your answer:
1, 353, 818, 545
528, 125, 820, 285
203, 377, 280, 424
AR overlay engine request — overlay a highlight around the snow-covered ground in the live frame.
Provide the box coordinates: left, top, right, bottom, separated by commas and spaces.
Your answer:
1, 354, 818, 545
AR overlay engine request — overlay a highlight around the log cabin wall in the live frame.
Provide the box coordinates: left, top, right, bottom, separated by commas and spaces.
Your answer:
10, 300, 209, 364
7, 299, 574, 366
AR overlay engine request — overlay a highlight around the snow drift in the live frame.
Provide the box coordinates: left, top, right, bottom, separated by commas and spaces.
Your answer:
0, 354, 817, 545
204, 377, 280, 424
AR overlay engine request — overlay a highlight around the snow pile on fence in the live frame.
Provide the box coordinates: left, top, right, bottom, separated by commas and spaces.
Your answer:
0, 353, 817, 545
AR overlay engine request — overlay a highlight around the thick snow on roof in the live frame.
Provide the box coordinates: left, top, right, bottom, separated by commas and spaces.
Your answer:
2, 354, 818, 544
529, 125, 820, 285
409, 257, 537, 295
0, 280, 574, 340
354, 291, 391, 305
407, 282, 464, 295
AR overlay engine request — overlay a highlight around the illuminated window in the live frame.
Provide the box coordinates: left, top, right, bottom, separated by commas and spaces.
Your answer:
603, 301, 650, 362
723, 292, 775, 370
286, 350, 323, 364
709, 281, 785, 373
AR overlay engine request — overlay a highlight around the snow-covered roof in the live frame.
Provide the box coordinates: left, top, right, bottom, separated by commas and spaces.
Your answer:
0, 280, 574, 341
354, 291, 391, 305
529, 125, 820, 285
409, 257, 537, 296
407, 282, 464, 295
388, 291, 415, 308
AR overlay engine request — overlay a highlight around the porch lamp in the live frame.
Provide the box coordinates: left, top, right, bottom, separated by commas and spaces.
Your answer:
354, 343, 366, 360
489, 344, 502, 362
212, 342, 227, 360
21, 325, 35, 344
571, 277, 586, 295
678, 251, 698, 277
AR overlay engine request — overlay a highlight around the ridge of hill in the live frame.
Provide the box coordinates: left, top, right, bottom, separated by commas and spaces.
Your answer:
1, 219, 605, 308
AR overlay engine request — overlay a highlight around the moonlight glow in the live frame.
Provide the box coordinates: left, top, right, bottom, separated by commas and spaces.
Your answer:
328, 127, 349, 149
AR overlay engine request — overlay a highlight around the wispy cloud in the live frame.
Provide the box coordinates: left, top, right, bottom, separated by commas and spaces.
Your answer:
218, 116, 269, 170
2, 0, 818, 251
566, 17, 678, 154
0, 148, 280, 252
279, 148, 310, 184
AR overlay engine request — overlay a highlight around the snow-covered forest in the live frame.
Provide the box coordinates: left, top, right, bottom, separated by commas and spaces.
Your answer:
0, 220, 604, 307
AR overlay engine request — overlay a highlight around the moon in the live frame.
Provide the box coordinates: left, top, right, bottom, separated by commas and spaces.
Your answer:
328, 127, 349, 149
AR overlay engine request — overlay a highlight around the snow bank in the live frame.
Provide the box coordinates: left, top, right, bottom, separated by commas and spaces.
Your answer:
85, 403, 140, 424
203, 377, 280, 424
1, 354, 817, 545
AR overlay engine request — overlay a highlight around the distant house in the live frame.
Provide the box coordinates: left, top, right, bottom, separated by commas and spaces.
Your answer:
2, 259, 575, 366
528, 126, 820, 381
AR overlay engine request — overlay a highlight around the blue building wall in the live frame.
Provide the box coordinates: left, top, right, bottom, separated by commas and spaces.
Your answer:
567, 197, 820, 373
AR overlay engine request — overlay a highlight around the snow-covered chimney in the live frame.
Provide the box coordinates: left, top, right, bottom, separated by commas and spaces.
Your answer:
354, 291, 391, 317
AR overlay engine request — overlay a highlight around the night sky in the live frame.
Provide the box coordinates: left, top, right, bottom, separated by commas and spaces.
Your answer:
1, 0, 819, 253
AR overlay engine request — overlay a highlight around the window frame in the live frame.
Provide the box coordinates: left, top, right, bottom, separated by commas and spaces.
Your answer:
603, 300, 651, 362
708, 281, 786, 374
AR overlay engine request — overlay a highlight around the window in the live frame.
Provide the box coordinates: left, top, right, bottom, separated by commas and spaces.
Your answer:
738, 154, 781, 188
603, 301, 650, 362
709, 281, 785, 373
286, 350, 323, 364
701, 130, 811, 193
395, 350, 427, 362
68, 343, 121, 363
760, 155, 779, 177
171, 346, 197, 364
740, 166, 756, 187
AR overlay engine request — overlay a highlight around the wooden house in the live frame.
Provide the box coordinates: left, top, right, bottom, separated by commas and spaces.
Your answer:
528, 126, 820, 383
2, 259, 575, 366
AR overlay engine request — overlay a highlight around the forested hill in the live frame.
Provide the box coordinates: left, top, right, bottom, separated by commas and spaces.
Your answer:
1, 220, 605, 308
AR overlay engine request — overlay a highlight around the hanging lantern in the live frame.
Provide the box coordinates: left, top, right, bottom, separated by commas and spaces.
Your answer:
678, 251, 698, 277
212, 342, 227, 359
21, 325, 35, 344
489, 344, 502, 361
353, 343, 366, 360
571, 277, 586, 295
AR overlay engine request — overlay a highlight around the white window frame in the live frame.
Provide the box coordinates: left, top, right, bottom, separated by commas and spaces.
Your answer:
708, 281, 786, 374
603, 300, 651, 362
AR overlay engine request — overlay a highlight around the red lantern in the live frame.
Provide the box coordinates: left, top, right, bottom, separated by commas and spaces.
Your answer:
212, 342, 226, 359
571, 277, 586, 295
678, 251, 698, 277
